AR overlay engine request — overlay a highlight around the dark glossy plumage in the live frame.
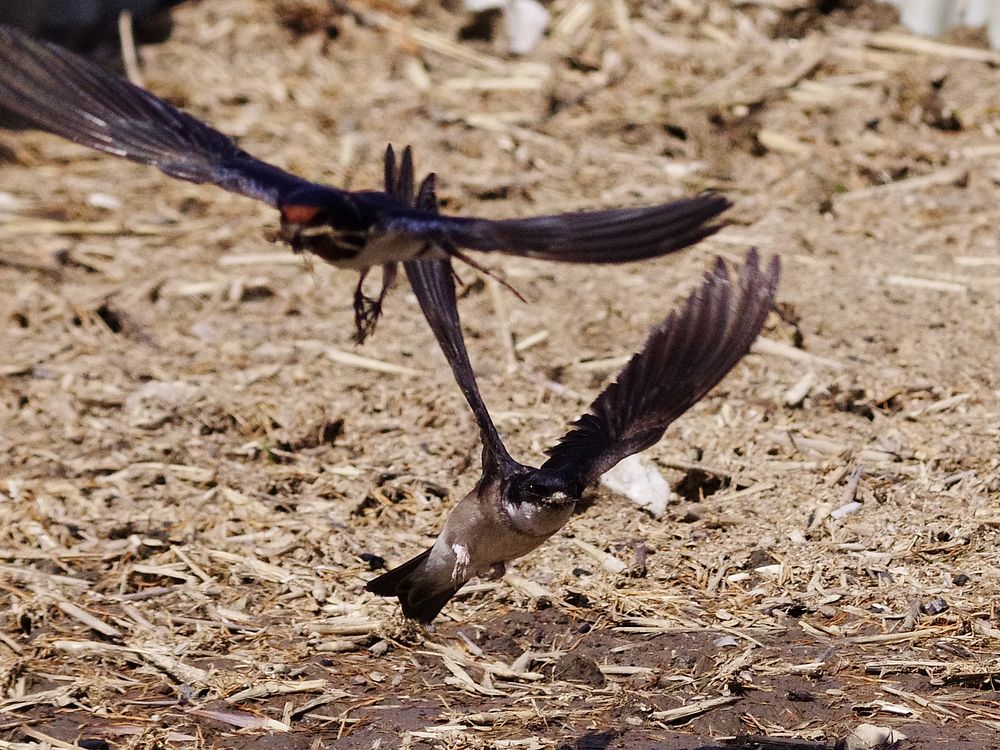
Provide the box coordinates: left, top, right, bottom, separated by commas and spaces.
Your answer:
0, 24, 730, 341
371, 155, 780, 622
0, 23, 324, 206
541, 249, 780, 490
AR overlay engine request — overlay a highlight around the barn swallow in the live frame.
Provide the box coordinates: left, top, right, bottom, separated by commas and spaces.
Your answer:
0, 24, 730, 342
371, 154, 780, 625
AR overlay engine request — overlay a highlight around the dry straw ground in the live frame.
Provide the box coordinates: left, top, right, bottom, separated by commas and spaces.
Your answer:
1, 0, 998, 748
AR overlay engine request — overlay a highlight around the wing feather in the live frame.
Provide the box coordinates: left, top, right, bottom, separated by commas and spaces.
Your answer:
440, 193, 731, 263
384, 144, 513, 474
541, 249, 780, 488
0, 24, 328, 206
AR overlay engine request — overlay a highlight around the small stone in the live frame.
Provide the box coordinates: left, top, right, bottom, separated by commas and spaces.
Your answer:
86, 192, 121, 210
552, 652, 605, 687
919, 597, 948, 616
564, 590, 591, 608
678, 504, 705, 523
505, 0, 549, 55
748, 548, 778, 569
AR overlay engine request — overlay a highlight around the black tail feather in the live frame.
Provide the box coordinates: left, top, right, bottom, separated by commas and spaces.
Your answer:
366, 548, 459, 624
366, 548, 432, 597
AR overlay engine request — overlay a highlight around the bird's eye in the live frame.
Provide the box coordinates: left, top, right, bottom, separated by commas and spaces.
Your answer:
514, 480, 539, 497
527, 480, 560, 500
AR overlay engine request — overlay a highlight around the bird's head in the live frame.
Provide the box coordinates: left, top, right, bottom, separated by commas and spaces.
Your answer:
502, 470, 577, 536
277, 202, 367, 263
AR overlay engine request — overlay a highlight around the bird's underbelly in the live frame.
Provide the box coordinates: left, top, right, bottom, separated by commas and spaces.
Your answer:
363, 231, 448, 266
461, 524, 560, 576
280, 222, 448, 269
484, 532, 545, 566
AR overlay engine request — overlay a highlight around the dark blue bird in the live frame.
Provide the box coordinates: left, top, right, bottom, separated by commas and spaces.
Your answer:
0, 24, 730, 342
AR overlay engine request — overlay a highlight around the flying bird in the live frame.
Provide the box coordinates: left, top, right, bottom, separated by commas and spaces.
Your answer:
370, 153, 780, 623
0, 24, 730, 342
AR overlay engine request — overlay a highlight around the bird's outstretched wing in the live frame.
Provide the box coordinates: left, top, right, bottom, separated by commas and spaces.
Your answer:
541, 249, 779, 489
388, 192, 731, 264
0, 24, 337, 207
389, 145, 514, 475
0, 24, 728, 268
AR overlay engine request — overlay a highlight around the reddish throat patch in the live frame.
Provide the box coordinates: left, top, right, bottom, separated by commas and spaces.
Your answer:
280, 204, 322, 224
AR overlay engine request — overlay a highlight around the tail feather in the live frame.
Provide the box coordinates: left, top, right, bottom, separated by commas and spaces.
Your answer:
366, 548, 460, 624
365, 548, 432, 597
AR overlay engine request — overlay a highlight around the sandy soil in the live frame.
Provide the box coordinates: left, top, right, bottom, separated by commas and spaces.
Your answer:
1, 1, 998, 748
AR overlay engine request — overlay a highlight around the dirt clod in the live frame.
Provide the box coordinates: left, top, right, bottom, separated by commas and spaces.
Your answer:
553, 652, 606, 687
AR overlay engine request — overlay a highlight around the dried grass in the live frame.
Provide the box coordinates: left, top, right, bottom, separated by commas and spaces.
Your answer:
1, 0, 999, 747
